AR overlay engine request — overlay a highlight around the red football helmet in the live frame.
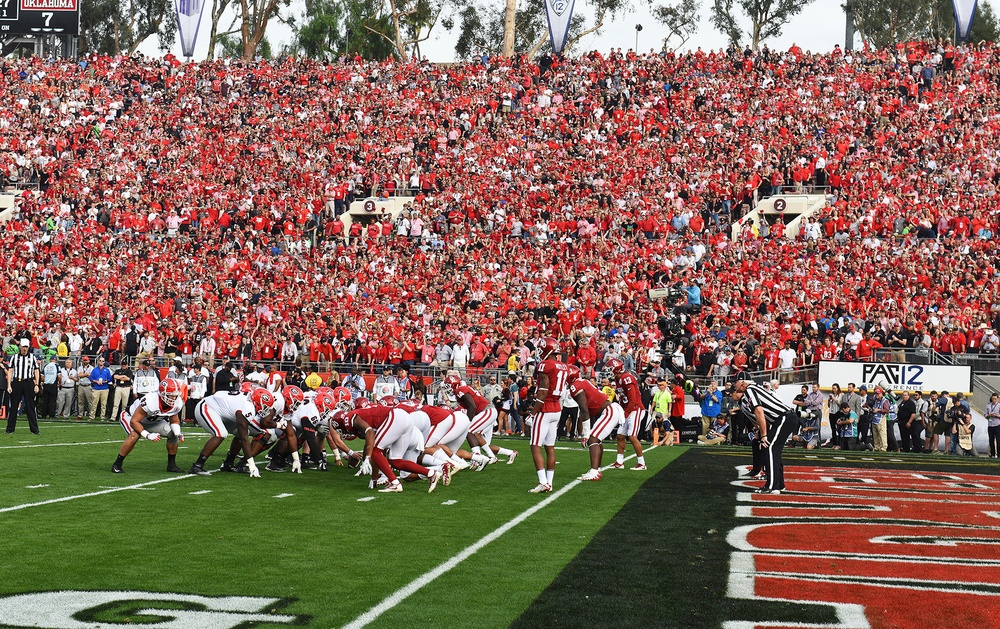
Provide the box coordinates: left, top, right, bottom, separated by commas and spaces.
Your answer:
379, 395, 398, 407
159, 378, 182, 406
440, 374, 462, 396
315, 386, 333, 397
537, 337, 560, 360
332, 386, 354, 410
566, 365, 581, 384
249, 388, 275, 413
354, 397, 372, 409
603, 358, 625, 378
282, 385, 304, 413
313, 391, 337, 421
329, 410, 355, 440
239, 381, 258, 394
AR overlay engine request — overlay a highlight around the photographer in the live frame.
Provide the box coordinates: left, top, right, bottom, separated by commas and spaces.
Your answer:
791, 384, 824, 449
949, 393, 973, 455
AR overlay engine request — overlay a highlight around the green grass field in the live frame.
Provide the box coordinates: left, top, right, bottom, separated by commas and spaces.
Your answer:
0, 422, 684, 629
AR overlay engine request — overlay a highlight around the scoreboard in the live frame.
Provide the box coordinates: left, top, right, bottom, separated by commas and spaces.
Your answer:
0, 0, 80, 36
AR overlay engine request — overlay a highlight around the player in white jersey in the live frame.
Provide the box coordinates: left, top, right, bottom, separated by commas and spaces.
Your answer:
112, 379, 185, 474
187, 388, 277, 478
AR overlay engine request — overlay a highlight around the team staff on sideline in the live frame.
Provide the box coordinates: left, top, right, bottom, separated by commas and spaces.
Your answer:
731, 378, 797, 494
56, 358, 78, 418
88, 356, 113, 421
5, 339, 41, 434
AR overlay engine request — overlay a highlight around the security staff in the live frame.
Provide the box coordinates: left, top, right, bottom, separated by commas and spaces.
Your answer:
6, 339, 41, 434
731, 378, 796, 494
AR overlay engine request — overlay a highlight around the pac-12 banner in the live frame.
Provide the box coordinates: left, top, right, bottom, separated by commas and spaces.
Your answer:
953, 0, 979, 41
174, 0, 206, 57
817, 360, 972, 395
543, 0, 575, 54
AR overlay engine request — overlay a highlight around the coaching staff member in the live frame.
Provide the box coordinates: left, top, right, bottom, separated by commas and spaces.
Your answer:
6, 339, 41, 434
732, 378, 796, 494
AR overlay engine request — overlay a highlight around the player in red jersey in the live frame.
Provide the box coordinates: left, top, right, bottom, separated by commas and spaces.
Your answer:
603, 358, 647, 470
527, 337, 569, 493
442, 374, 517, 465
567, 366, 625, 481
400, 401, 482, 471
330, 404, 449, 493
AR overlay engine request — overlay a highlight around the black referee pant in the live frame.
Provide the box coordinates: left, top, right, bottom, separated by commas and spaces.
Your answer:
763, 410, 799, 492
6, 380, 40, 434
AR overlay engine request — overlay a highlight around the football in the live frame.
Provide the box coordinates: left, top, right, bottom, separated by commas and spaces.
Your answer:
347, 452, 363, 468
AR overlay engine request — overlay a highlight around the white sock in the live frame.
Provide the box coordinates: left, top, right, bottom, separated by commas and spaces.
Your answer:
637, 456, 645, 465
616, 453, 624, 464
432, 451, 451, 465
537, 469, 547, 484
471, 446, 482, 456
545, 469, 554, 485
495, 447, 513, 457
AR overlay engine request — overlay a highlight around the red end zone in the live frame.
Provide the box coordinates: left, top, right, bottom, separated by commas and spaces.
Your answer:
726, 466, 1000, 629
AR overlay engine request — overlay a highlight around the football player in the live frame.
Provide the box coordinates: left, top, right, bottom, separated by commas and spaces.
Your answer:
330, 403, 449, 493
111, 378, 185, 474
567, 366, 625, 481
527, 337, 569, 493
399, 400, 479, 472
603, 358, 648, 470
441, 374, 517, 466
186, 387, 278, 478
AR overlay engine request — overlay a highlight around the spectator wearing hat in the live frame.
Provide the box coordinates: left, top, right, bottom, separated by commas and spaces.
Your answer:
76, 356, 94, 420
110, 361, 135, 422
5, 339, 40, 434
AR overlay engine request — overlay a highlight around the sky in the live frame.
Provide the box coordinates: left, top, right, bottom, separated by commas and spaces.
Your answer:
149, 0, 864, 62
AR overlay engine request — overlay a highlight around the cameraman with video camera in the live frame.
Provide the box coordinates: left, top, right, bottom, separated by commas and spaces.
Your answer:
791, 383, 825, 449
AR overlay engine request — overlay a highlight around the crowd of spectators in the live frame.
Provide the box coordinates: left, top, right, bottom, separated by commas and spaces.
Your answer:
2, 39, 1000, 384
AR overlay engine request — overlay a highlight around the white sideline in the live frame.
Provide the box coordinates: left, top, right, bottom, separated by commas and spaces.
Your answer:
0, 473, 209, 514
342, 446, 657, 629
0, 440, 121, 450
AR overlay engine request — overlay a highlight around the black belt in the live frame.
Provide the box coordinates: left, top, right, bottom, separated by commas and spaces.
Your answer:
14, 379, 35, 383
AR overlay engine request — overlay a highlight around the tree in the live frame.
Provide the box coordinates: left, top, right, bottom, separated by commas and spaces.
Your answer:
80, 0, 177, 55
710, 0, 815, 50
652, 0, 701, 51
845, 0, 931, 49
453, 0, 628, 60
928, 0, 1000, 43
238, 0, 290, 58
206, 0, 237, 60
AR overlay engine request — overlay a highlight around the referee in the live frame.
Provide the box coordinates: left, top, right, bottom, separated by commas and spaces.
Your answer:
732, 378, 796, 494
6, 339, 41, 435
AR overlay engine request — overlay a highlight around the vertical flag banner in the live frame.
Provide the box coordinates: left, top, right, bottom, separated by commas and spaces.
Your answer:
544, 0, 575, 54
952, 0, 979, 41
175, 0, 207, 58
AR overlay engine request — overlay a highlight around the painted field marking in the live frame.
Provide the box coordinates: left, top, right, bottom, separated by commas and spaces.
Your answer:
0, 440, 121, 450
0, 472, 213, 514
25, 484, 49, 489
342, 446, 656, 629
441, 500, 458, 506
357, 496, 376, 502
189, 490, 213, 495
273, 493, 294, 499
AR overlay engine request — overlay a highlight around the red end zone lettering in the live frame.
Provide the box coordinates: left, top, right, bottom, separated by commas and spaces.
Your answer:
727, 466, 1000, 629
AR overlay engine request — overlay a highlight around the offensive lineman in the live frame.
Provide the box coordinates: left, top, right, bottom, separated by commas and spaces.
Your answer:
441, 374, 517, 465
187, 388, 278, 478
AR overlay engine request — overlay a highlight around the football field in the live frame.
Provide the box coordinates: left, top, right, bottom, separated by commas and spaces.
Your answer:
0, 423, 681, 628
4, 425, 1000, 629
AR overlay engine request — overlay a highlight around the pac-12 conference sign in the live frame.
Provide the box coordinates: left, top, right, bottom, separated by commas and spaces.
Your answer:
818, 360, 972, 395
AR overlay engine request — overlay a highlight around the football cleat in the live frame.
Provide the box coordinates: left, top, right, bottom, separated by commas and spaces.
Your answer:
265, 461, 286, 473
609, 462, 625, 469
188, 464, 211, 476
302, 459, 319, 470
166, 464, 184, 473
631, 464, 647, 471
219, 462, 239, 473
378, 481, 403, 493
111, 463, 124, 474
441, 462, 455, 487
528, 483, 553, 494
754, 488, 781, 495
427, 469, 441, 493
578, 470, 602, 481
317, 460, 328, 472
507, 450, 518, 465
451, 458, 470, 471
486, 456, 499, 465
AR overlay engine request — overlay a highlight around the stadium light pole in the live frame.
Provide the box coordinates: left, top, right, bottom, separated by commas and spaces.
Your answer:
635, 24, 643, 52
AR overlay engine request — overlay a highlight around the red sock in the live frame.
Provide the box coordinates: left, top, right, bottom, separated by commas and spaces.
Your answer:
371, 450, 397, 482
391, 459, 429, 477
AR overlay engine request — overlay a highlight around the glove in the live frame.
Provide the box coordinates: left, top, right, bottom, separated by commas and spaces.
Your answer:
291, 453, 302, 474
142, 431, 161, 442
247, 460, 260, 478
360, 456, 373, 476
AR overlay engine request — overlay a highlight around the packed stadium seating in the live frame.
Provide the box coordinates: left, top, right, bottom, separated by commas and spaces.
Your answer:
1, 41, 998, 376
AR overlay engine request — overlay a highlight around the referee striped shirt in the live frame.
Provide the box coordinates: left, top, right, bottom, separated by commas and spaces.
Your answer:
7, 352, 39, 381
740, 382, 793, 424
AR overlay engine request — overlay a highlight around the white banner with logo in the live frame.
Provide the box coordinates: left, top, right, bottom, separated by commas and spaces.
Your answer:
544, 0, 575, 54
953, 0, 979, 41
175, 0, 207, 57
818, 360, 972, 394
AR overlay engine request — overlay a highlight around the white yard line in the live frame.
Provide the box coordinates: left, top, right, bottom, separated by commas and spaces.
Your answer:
0, 473, 211, 514
0, 440, 121, 450
342, 446, 657, 629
